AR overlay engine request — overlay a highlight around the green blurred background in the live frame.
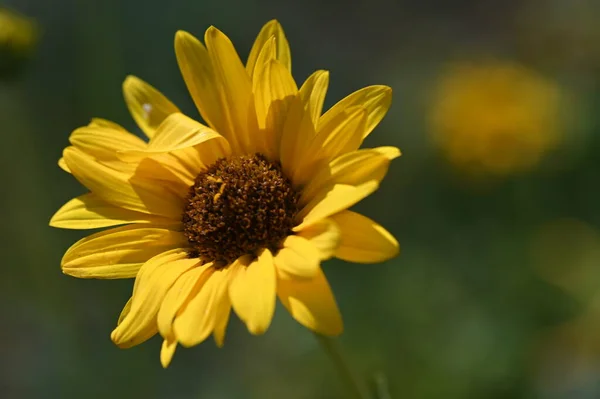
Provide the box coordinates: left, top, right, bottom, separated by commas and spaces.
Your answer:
2, 0, 600, 398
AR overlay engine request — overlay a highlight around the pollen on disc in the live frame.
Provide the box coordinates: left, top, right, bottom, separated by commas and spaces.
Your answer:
182, 153, 300, 265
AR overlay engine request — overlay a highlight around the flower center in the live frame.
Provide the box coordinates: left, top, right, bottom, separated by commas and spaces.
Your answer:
182, 153, 300, 265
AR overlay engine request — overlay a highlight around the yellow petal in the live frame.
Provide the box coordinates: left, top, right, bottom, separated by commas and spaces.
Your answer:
69, 125, 146, 162
229, 250, 276, 335
253, 52, 280, 127
58, 157, 70, 173
277, 268, 343, 336
247, 19, 291, 77
295, 148, 399, 229
279, 95, 316, 180
373, 146, 402, 160
157, 264, 212, 339
125, 114, 231, 185
148, 113, 227, 152
299, 70, 329, 127
58, 118, 136, 174
318, 85, 392, 140
61, 224, 187, 279
175, 31, 226, 136
63, 147, 185, 219
274, 235, 321, 279
145, 134, 231, 187
173, 265, 231, 347
205, 26, 254, 153
111, 249, 198, 348
300, 147, 401, 204
118, 113, 230, 161
160, 338, 177, 368
254, 59, 298, 159
265, 58, 298, 116
117, 297, 132, 325
50, 193, 175, 229
296, 184, 377, 232
291, 107, 367, 185
213, 300, 232, 348
114, 299, 158, 349
89, 118, 127, 131
128, 156, 193, 195
122, 75, 180, 139
250, 36, 276, 84
297, 219, 341, 260
331, 211, 399, 263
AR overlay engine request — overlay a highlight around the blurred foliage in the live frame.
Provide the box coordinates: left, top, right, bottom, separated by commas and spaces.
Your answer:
0, 6, 38, 79
2, 0, 600, 398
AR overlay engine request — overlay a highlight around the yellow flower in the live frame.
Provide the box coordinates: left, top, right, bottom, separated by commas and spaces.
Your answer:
429, 61, 561, 176
0, 7, 38, 75
50, 20, 400, 367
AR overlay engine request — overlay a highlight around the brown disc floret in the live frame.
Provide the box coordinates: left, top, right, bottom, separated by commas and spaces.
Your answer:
182, 153, 300, 265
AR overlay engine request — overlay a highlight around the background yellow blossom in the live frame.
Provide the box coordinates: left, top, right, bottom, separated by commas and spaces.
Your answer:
429, 61, 562, 176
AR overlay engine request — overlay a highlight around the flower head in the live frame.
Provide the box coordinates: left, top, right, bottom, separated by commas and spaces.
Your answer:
51, 20, 400, 367
429, 61, 561, 176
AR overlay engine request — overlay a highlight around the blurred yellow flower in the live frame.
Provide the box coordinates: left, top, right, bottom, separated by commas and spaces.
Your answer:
50, 20, 400, 367
429, 61, 561, 175
0, 7, 38, 76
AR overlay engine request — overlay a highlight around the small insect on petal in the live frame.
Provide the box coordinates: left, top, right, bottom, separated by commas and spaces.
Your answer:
142, 103, 153, 119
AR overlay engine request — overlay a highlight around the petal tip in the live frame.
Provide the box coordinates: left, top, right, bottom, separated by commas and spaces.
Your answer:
160, 340, 177, 368
266, 19, 282, 31
123, 74, 138, 85
214, 335, 225, 348
174, 30, 194, 43
48, 213, 59, 227
205, 25, 220, 38
247, 323, 270, 336
58, 157, 71, 173
386, 147, 402, 160
110, 328, 121, 346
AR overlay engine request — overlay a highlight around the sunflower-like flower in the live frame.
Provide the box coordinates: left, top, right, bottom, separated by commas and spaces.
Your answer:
429, 61, 561, 176
50, 20, 399, 367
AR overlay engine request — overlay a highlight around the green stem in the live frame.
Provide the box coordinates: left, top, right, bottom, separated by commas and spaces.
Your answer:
314, 334, 372, 399
372, 372, 392, 399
